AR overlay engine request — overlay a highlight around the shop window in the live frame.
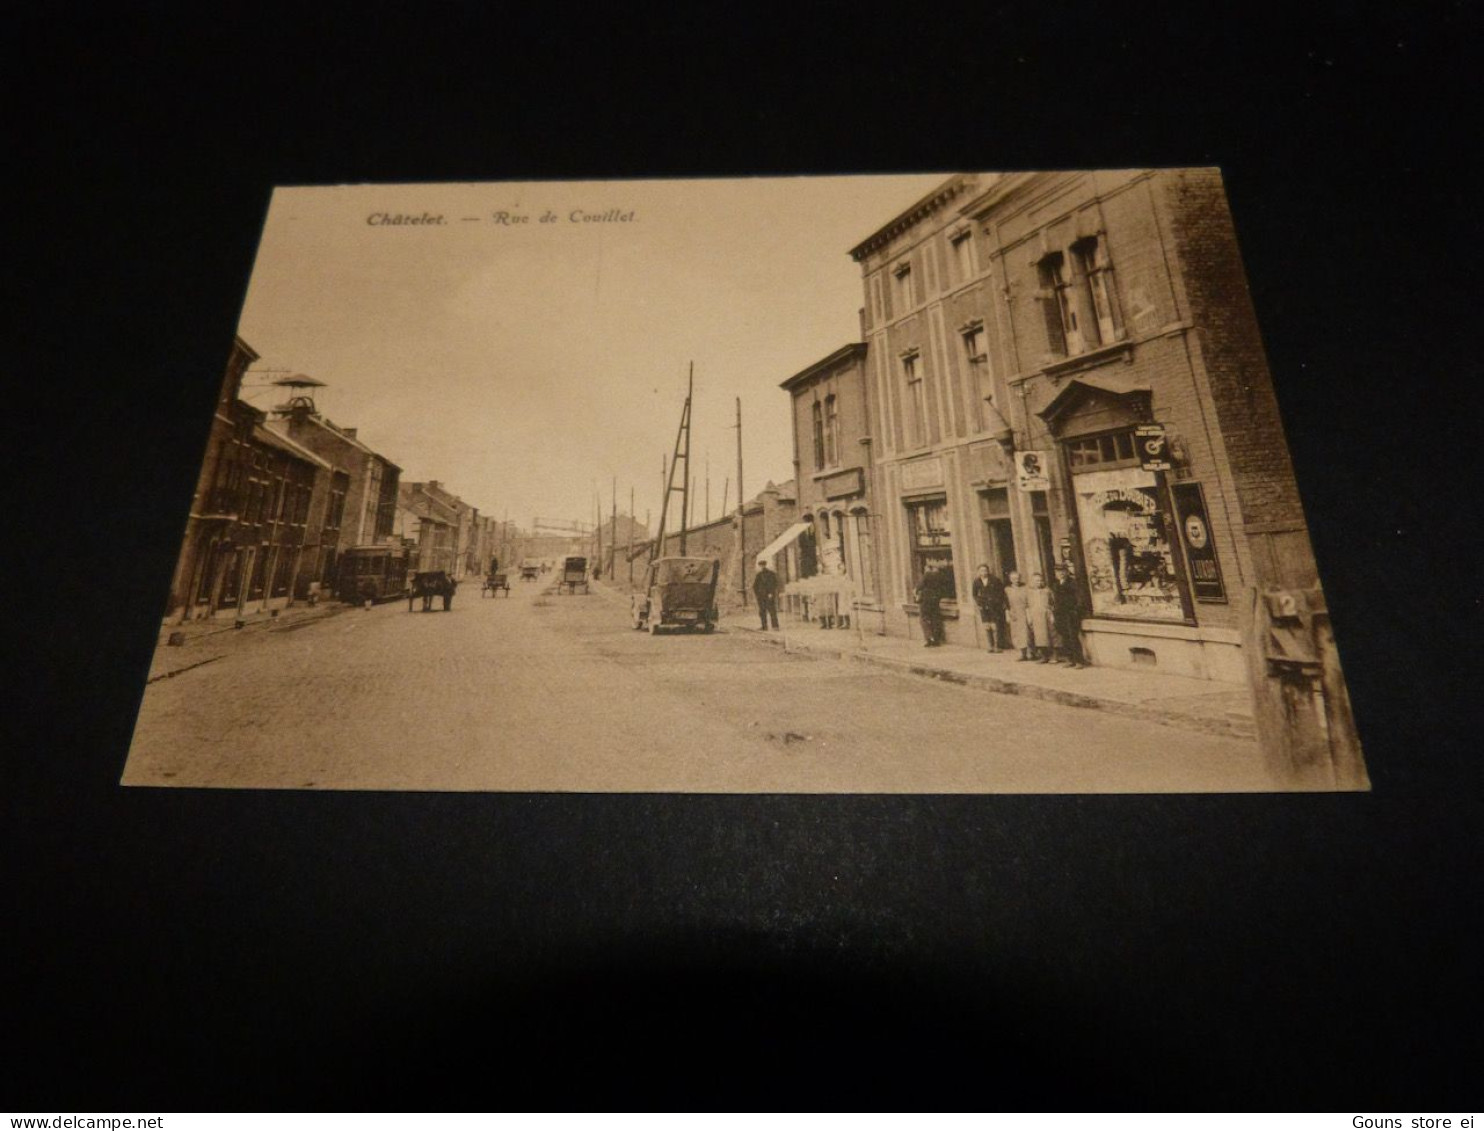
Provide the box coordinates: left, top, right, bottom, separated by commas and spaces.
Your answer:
906, 497, 954, 591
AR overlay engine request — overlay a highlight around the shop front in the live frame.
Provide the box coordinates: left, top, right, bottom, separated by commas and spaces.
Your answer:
1042, 376, 1243, 682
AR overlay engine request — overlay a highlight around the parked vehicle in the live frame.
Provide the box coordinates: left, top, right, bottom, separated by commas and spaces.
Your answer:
559, 556, 589, 594
481, 571, 510, 597
631, 556, 720, 634
337, 545, 413, 605
520, 562, 540, 581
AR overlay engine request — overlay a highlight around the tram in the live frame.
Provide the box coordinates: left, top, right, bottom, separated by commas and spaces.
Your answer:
336, 544, 414, 604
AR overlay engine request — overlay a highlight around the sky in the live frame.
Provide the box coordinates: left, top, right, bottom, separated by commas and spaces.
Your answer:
235, 174, 948, 532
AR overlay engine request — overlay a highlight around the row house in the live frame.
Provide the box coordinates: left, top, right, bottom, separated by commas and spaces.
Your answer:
844, 169, 1319, 682
166, 338, 333, 621
394, 484, 459, 575
403, 481, 489, 579
776, 343, 879, 627
268, 398, 402, 596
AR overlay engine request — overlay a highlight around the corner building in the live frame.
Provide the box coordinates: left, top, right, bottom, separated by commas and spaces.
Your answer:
852, 170, 1318, 681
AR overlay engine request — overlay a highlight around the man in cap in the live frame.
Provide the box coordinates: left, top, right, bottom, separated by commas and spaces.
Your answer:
753, 558, 780, 630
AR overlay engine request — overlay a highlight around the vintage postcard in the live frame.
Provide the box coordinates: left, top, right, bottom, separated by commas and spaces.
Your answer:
122, 172, 1367, 793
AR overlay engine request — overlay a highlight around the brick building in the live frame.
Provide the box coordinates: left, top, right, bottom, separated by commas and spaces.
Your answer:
849, 169, 1318, 681
269, 400, 402, 591
778, 342, 881, 627
166, 338, 335, 621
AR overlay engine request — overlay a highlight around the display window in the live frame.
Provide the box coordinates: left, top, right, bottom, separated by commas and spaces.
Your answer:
1071, 466, 1185, 622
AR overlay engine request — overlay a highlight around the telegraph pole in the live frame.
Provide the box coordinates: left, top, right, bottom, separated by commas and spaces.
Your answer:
628, 485, 635, 586
610, 476, 617, 579
679, 362, 693, 554
734, 396, 746, 606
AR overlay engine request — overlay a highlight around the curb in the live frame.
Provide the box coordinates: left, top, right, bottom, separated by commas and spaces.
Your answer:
730, 624, 1256, 741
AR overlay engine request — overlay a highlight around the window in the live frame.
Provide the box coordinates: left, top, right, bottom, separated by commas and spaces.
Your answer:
1038, 251, 1084, 356
906, 497, 954, 592
811, 401, 825, 469
893, 261, 913, 314
902, 352, 927, 448
1066, 430, 1138, 470
961, 323, 986, 367
824, 394, 839, 467
949, 229, 977, 285
1072, 236, 1120, 345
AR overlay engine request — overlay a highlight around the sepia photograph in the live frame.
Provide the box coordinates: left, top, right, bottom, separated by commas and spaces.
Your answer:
121, 170, 1369, 794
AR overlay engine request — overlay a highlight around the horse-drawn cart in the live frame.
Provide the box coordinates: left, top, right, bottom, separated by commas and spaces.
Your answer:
519, 563, 540, 582
481, 571, 510, 597
558, 556, 589, 595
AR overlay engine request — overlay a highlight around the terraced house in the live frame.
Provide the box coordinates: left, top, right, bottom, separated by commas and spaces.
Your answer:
850, 169, 1319, 682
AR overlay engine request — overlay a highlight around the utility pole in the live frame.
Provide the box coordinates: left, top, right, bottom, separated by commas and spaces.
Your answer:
680, 362, 693, 554
628, 485, 635, 587
610, 476, 617, 579
734, 396, 746, 606
705, 452, 711, 524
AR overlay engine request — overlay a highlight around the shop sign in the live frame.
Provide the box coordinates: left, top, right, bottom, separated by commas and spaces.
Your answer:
1172, 482, 1226, 601
1014, 450, 1050, 492
822, 467, 864, 500
1135, 424, 1171, 471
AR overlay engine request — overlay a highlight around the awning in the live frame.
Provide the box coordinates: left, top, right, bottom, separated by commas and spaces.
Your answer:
756, 521, 812, 563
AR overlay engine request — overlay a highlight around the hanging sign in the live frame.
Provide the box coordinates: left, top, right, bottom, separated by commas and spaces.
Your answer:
1015, 450, 1050, 492
1135, 424, 1171, 471
1172, 481, 1226, 601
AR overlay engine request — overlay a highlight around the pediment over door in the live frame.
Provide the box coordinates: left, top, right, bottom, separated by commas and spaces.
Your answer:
1038, 375, 1152, 438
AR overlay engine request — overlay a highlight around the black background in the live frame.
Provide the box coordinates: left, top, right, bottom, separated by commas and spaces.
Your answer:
8, 2, 1481, 1108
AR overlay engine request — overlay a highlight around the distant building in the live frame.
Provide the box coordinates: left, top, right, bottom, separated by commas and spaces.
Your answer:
849, 169, 1318, 680
394, 483, 459, 575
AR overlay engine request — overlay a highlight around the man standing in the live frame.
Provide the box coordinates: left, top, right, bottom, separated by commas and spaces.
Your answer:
753, 558, 780, 630
1051, 563, 1089, 668
916, 562, 950, 647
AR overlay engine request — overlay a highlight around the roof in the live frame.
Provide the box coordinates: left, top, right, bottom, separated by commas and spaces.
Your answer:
779, 342, 868, 392
848, 174, 989, 261
253, 423, 332, 469
1037, 374, 1153, 423
290, 413, 402, 470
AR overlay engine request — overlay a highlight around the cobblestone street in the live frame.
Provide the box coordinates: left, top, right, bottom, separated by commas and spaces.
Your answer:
123, 576, 1275, 792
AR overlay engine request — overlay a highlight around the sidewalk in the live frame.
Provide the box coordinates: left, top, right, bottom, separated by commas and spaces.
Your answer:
720, 607, 1257, 741
145, 600, 349, 683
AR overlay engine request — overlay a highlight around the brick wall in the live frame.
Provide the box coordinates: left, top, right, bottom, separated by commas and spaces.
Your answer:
1162, 169, 1318, 587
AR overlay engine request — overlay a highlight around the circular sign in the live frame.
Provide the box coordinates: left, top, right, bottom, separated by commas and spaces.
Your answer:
1184, 514, 1209, 549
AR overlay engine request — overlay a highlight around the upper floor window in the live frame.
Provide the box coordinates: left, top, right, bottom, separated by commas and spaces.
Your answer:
1037, 251, 1084, 357
949, 229, 977, 285
824, 394, 840, 467
811, 401, 825, 469
902, 352, 927, 449
893, 261, 913, 314
1072, 236, 1121, 345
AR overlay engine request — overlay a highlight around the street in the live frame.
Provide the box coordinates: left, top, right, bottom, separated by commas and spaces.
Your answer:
124, 577, 1275, 793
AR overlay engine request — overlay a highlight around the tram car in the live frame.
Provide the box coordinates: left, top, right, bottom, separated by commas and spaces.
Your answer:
336, 544, 414, 604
